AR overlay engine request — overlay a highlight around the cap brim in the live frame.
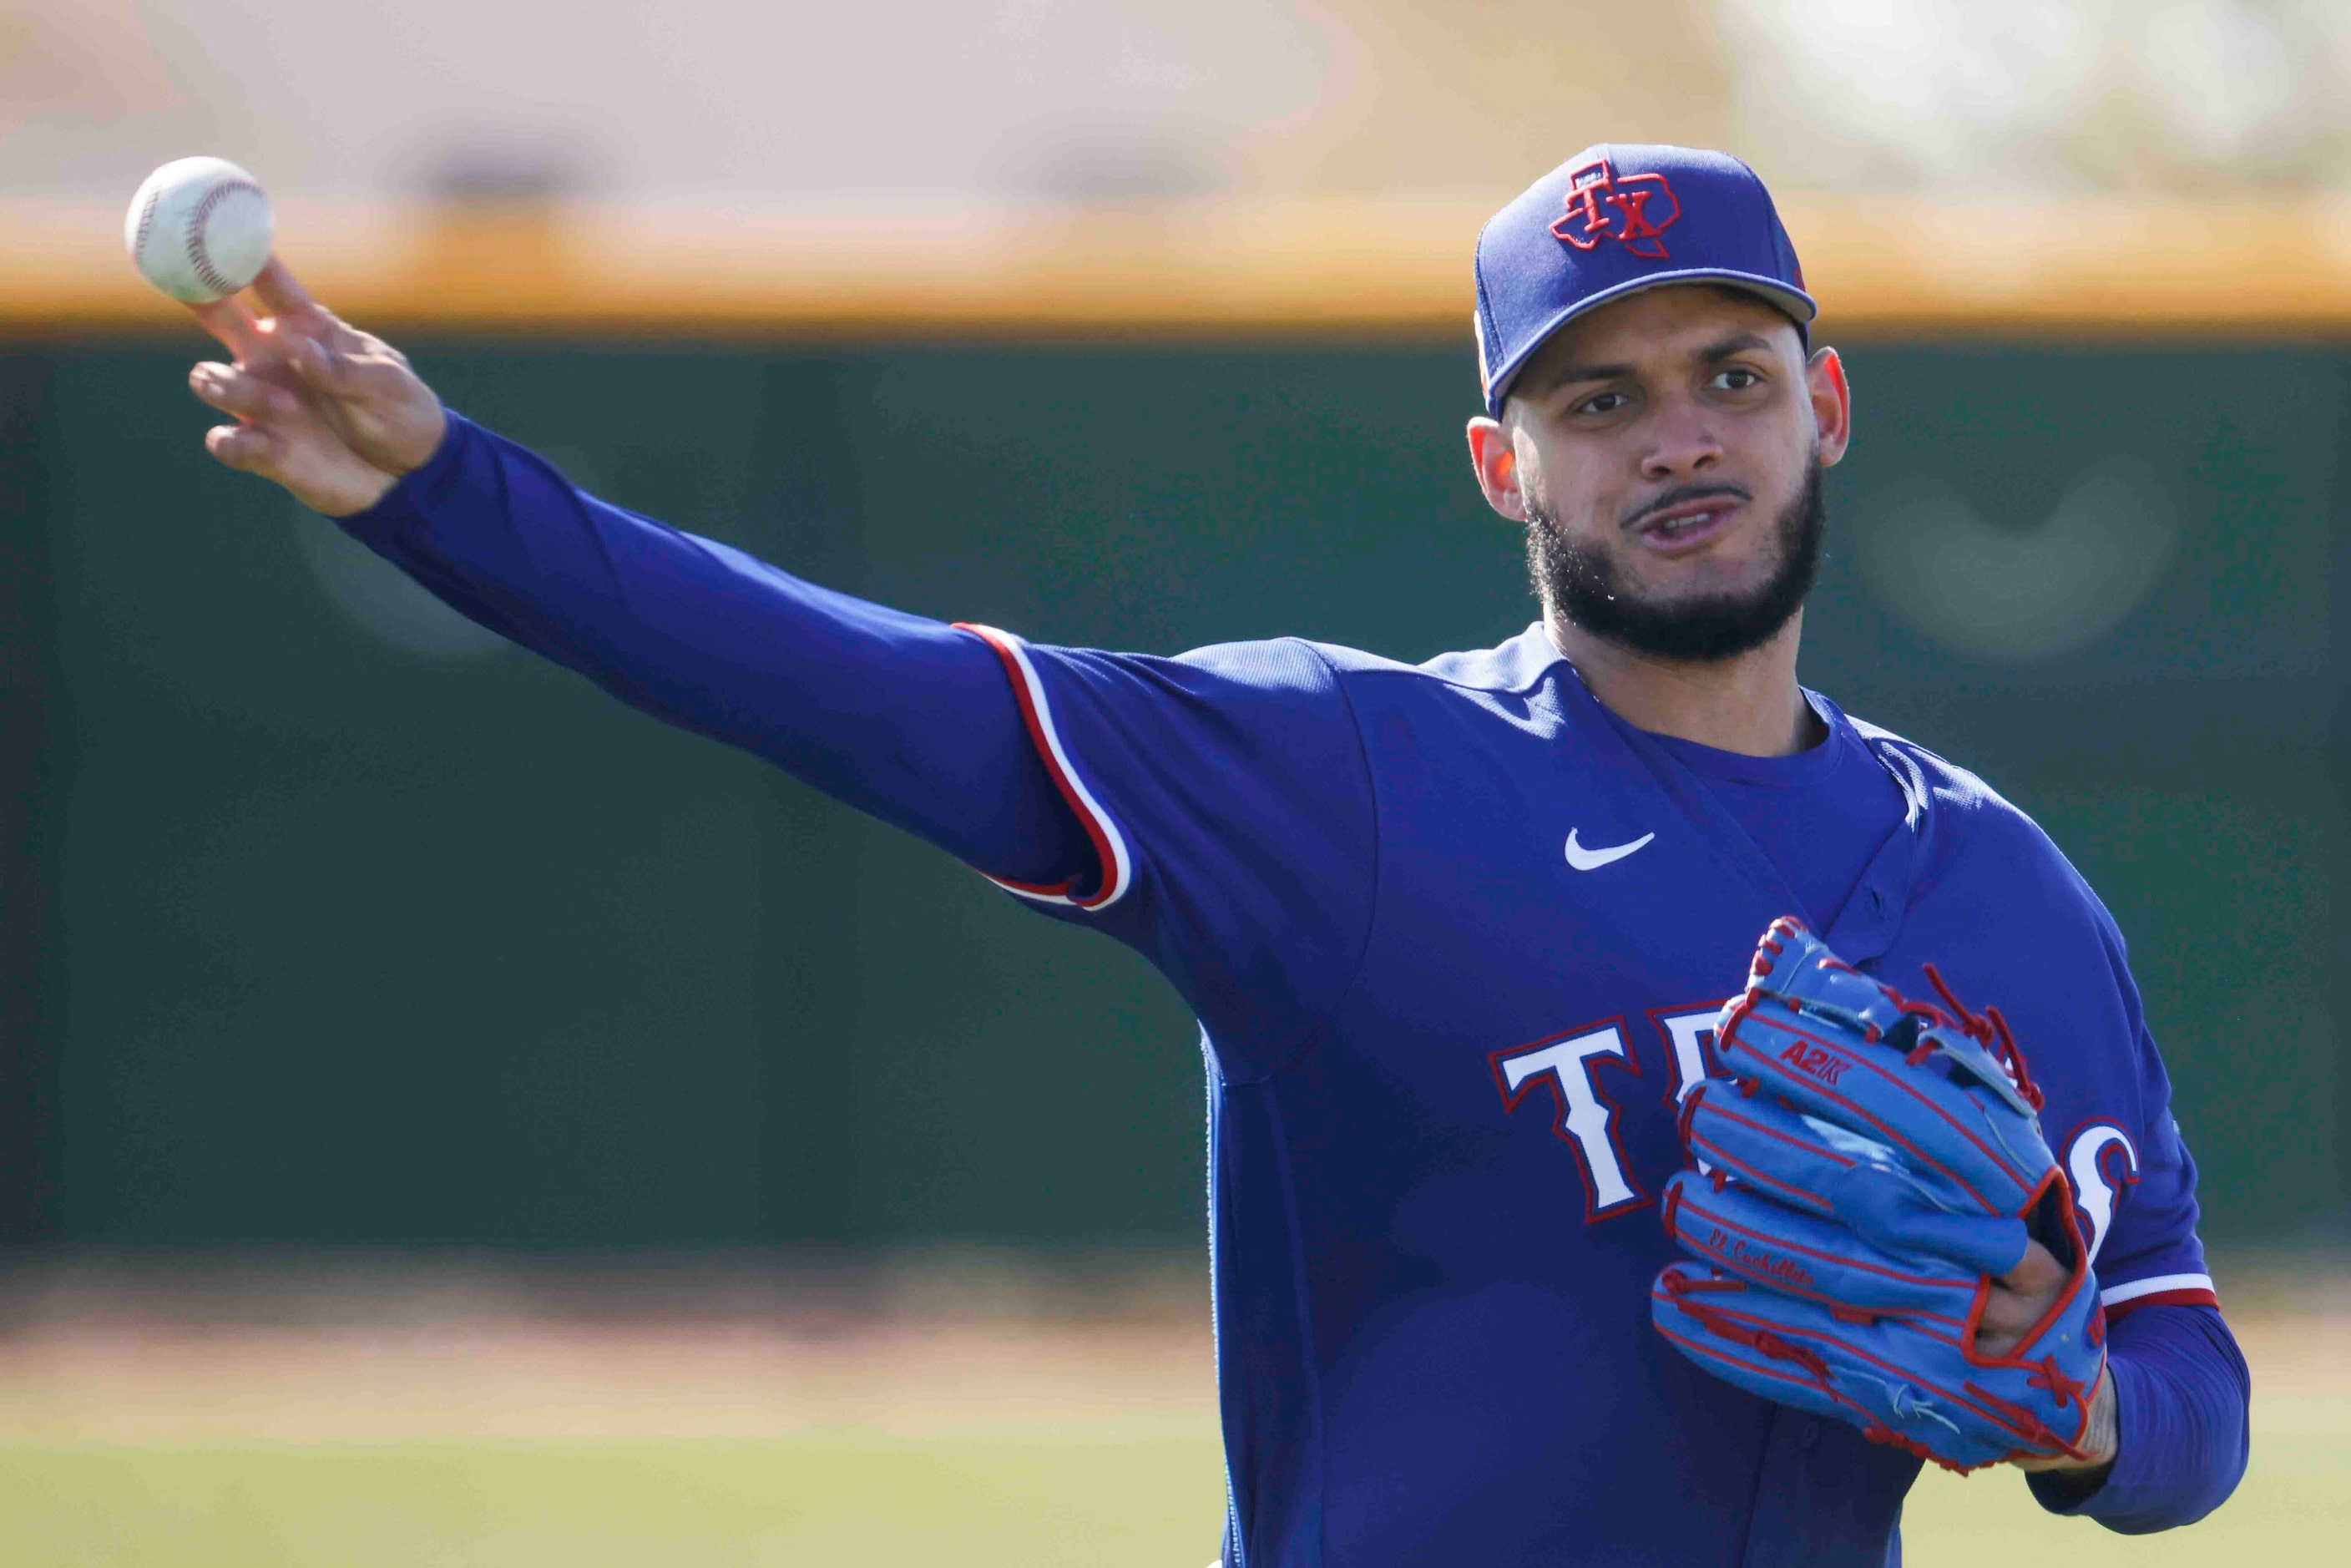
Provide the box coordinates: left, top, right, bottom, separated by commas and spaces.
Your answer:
1483, 271, 1819, 416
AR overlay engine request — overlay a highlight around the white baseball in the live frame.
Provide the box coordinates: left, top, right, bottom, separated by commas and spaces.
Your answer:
124, 156, 275, 304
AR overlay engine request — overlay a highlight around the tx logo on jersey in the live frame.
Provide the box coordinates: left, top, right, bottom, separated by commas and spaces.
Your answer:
1551, 158, 1681, 260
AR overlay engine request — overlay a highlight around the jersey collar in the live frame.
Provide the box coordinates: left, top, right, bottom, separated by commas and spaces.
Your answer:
1532, 636, 1927, 965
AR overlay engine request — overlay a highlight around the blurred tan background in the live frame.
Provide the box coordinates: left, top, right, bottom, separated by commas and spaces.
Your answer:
15, 0, 2351, 200
12, 0, 2351, 331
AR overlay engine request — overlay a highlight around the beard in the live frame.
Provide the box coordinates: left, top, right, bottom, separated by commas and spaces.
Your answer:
1527, 458, 1826, 664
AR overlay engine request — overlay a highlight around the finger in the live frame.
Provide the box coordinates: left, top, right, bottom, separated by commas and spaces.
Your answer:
296, 310, 373, 357
334, 320, 402, 360
282, 332, 361, 395
185, 296, 266, 360
1995, 1239, 2063, 1297
204, 422, 281, 473
189, 362, 300, 422
1979, 1282, 2040, 1332
243, 258, 365, 353
254, 290, 371, 356
286, 334, 403, 401
1975, 1306, 2034, 1358
247, 256, 319, 319
1978, 1241, 2065, 1356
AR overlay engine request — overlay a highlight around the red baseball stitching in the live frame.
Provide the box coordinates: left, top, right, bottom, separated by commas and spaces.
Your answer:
184, 178, 265, 299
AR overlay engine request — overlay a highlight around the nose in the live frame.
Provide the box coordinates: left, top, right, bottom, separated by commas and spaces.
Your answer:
1639, 392, 1723, 482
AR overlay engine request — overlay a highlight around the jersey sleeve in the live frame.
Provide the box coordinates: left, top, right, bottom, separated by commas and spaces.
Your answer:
1959, 795, 2222, 1320
336, 412, 1091, 888
2064, 905, 2219, 1321
2084, 1019, 2220, 1320
956, 627, 1379, 1083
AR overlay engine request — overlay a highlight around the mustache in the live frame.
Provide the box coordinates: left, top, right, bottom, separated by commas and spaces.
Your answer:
1620, 482, 1753, 531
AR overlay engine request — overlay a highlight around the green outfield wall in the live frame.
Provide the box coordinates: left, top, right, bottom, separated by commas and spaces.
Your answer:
1, 339, 2341, 1248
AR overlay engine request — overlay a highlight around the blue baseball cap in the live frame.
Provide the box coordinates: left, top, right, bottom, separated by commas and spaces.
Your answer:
1474, 144, 1816, 417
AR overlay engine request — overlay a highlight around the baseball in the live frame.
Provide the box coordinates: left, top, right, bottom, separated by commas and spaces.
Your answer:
124, 156, 275, 304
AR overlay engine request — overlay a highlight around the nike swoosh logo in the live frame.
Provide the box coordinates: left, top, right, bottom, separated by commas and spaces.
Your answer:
1565, 828, 1656, 872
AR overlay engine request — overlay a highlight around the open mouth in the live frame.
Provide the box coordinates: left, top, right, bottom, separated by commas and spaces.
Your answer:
1631, 494, 1747, 550
1644, 508, 1731, 540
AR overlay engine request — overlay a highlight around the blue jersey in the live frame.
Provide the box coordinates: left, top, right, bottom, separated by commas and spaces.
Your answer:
958, 624, 2217, 1567
343, 416, 2241, 1566
1641, 715, 1907, 929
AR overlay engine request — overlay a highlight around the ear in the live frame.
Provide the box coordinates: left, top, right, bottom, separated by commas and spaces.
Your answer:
1807, 346, 1853, 468
1466, 416, 1530, 523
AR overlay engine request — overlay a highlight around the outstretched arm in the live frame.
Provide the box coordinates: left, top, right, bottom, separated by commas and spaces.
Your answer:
181, 261, 1091, 888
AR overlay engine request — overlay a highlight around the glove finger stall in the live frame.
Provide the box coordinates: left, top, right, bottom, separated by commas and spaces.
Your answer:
1677, 1080, 1845, 1221
1650, 1262, 2102, 1474
1715, 995, 2050, 1218
1662, 1169, 1979, 1323
1682, 1083, 2031, 1277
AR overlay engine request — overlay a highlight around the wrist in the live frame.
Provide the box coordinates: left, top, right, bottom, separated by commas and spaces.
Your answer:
2015, 1363, 2117, 1474
316, 466, 401, 519
333, 408, 468, 527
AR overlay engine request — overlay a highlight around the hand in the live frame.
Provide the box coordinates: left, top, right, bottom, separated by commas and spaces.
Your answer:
1977, 1237, 2065, 1358
1982, 1238, 2118, 1472
183, 259, 447, 517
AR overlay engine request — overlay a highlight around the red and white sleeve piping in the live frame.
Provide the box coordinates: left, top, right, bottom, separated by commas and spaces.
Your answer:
954, 623, 1134, 912
2099, 1272, 2219, 1321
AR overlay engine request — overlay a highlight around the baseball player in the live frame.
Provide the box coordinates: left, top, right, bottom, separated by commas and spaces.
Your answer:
179, 144, 2247, 1565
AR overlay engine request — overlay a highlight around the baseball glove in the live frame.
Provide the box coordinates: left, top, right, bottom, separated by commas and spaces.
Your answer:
1649, 917, 2106, 1473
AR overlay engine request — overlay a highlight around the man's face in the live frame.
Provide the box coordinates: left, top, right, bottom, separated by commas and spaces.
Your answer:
1469, 286, 1850, 662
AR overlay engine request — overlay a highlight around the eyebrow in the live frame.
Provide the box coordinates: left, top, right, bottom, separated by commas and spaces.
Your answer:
1536, 331, 1777, 392
1696, 331, 1774, 362
1541, 358, 1634, 388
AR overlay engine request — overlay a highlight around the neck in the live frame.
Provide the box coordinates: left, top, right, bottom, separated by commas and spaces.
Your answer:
1544, 606, 1823, 756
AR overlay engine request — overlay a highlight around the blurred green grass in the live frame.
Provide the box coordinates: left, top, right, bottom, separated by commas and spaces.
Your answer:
0, 1420, 1226, 1568
1902, 1424, 2348, 1565
3, 1417, 2336, 1566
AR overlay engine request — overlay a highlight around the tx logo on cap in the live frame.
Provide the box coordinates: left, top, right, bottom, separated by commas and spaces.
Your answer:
1550, 158, 1681, 260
